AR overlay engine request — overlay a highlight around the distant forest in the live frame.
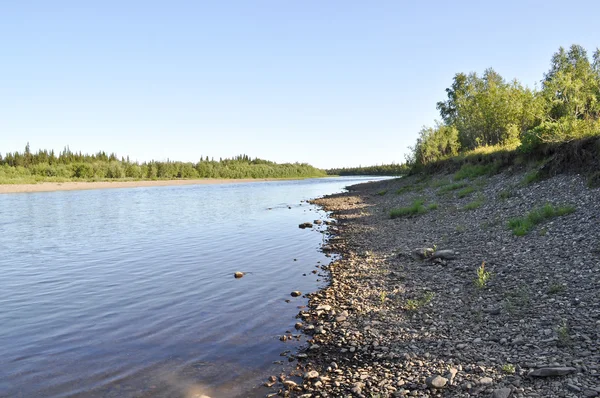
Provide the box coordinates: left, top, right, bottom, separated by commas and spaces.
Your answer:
0, 145, 326, 183
327, 163, 409, 176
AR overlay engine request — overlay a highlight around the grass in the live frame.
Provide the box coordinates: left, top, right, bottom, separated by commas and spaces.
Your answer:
396, 184, 425, 195
379, 291, 387, 304
504, 285, 531, 312
521, 170, 541, 185
501, 364, 516, 374
405, 291, 435, 311
457, 186, 475, 198
508, 203, 576, 236
547, 283, 566, 294
474, 261, 491, 289
390, 199, 438, 219
588, 171, 600, 188
557, 320, 571, 347
463, 196, 484, 210
498, 189, 514, 200
438, 181, 468, 193
431, 178, 452, 188
377, 190, 387, 196
453, 163, 499, 181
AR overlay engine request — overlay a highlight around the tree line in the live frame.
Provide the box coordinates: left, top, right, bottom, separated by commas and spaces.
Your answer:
327, 163, 409, 176
0, 145, 326, 182
408, 44, 600, 167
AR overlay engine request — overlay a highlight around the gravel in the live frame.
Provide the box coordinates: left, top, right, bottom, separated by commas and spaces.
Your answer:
264, 170, 600, 397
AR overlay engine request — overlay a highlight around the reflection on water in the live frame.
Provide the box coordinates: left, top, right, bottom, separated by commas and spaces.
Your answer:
0, 176, 390, 397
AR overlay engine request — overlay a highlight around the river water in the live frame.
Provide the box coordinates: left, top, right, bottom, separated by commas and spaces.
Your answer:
0, 176, 388, 398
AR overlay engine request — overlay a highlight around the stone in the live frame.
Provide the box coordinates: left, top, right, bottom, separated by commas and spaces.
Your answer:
430, 249, 457, 260
567, 384, 582, 393
290, 291, 302, 297
299, 222, 313, 229
233, 271, 244, 278
303, 370, 319, 380
445, 368, 458, 385
530, 367, 577, 377
491, 388, 512, 398
479, 377, 493, 385
314, 219, 323, 224
584, 390, 600, 397
413, 247, 434, 259
425, 375, 448, 389
283, 380, 297, 389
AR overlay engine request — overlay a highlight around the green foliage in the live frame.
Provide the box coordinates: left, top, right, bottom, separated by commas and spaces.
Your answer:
396, 184, 425, 195
379, 291, 387, 304
502, 364, 516, 374
377, 190, 388, 196
457, 186, 475, 198
474, 261, 491, 289
438, 181, 468, 192
405, 291, 434, 311
437, 69, 542, 150
327, 163, 409, 176
521, 170, 541, 185
588, 171, 600, 188
547, 283, 566, 294
453, 163, 498, 180
557, 320, 571, 347
408, 44, 600, 169
498, 189, 514, 200
0, 146, 326, 183
390, 198, 437, 218
463, 197, 484, 210
409, 124, 460, 165
508, 203, 576, 236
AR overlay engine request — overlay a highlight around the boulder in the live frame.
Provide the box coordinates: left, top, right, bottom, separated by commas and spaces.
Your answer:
413, 247, 434, 259
425, 375, 448, 389
430, 249, 457, 260
530, 367, 576, 377
492, 388, 512, 398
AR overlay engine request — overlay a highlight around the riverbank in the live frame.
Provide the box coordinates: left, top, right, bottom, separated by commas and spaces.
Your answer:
269, 169, 600, 397
0, 178, 298, 194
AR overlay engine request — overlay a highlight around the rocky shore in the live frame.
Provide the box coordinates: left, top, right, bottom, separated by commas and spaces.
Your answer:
265, 169, 600, 397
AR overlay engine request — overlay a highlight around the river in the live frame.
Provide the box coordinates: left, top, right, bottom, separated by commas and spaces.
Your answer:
0, 176, 390, 397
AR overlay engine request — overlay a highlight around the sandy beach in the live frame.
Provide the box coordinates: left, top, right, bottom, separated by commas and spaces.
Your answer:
0, 178, 282, 194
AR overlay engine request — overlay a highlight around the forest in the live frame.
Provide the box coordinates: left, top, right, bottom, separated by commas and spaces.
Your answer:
0, 148, 326, 183
327, 163, 409, 176
407, 44, 600, 167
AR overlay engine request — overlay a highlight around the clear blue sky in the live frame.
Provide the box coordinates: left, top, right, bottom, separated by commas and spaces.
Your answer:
1, 1, 598, 168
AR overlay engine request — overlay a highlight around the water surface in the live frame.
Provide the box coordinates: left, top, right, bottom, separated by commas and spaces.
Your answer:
0, 176, 389, 397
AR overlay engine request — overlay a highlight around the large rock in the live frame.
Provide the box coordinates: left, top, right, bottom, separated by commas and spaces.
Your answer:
303, 370, 319, 380
233, 271, 245, 278
492, 388, 512, 398
425, 375, 448, 389
413, 247, 434, 259
290, 291, 302, 297
530, 367, 577, 377
299, 222, 313, 229
430, 249, 457, 260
